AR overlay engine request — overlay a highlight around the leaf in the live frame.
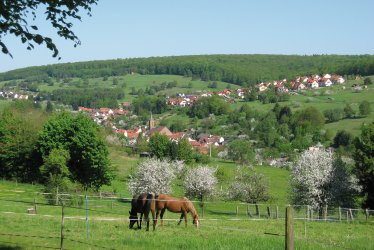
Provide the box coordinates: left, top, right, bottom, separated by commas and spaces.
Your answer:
34, 35, 44, 44
30, 25, 38, 30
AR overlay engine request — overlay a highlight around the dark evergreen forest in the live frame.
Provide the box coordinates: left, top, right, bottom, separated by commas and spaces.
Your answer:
1, 54, 374, 86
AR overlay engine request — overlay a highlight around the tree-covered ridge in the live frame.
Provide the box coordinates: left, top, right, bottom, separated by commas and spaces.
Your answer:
1, 54, 374, 86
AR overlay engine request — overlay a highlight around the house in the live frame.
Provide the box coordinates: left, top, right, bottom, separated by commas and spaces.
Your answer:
147, 126, 173, 137
236, 88, 245, 99
322, 79, 333, 87
198, 134, 225, 146
99, 108, 114, 115
307, 79, 319, 89
168, 132, 186, 142
79, 107, 94, 113
323, 74, 331, 79
187, 138, 209, 155
331, 75, 345, 84
256, 83, 268, 92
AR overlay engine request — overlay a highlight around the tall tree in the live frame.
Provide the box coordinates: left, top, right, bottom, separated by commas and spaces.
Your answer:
227, 139, 255, 164
228, 165, 269, 203
148, 133, 170, 160
0, 0, 98, 58
184, 166, 217, 206
354, 123, 374, 208
0, 101, 44, 182
128, 158, 183, 195
359, 101, 371, 116
291, 149, 359, 213
37, 112, 113, 190
177, 138, 193, 164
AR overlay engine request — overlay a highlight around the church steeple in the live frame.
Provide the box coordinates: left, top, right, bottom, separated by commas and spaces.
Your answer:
149, 112, 155, 130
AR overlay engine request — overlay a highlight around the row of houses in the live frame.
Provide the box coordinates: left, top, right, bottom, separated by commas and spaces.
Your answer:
78, 106, 129, 125
0, 90, 30, 100
166, 74, 347, 107
166, 88, 244, 107
256, 74, 346, 92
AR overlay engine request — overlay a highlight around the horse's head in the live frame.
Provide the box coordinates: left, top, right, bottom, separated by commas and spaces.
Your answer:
193, 214, 199, 228
129, 211, 138, 229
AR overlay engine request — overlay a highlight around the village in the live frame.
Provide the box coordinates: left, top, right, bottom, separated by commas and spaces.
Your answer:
0, 73, 349, 156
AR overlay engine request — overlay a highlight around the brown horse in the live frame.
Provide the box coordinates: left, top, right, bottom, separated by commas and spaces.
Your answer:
155, 194, 199, 228
129, 193, 156, 231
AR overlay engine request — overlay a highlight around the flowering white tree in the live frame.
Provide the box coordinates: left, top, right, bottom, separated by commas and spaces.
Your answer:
291, 149, 360, 211
228, 165, 269, 203
128, 158, 185, 195
184, 166, 217, 202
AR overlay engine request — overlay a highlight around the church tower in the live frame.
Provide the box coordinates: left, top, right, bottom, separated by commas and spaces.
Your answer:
149, 112, 155, 130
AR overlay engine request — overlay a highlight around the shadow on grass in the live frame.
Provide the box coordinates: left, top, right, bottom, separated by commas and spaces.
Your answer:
0, 242, 23, 250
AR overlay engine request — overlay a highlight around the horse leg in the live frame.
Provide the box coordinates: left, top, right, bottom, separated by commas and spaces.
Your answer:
146, 215, 150, 232
177, 213, 184, 225
152, 210, 156, 231
155, 209, 160, 228
160, 208, 166, 226
184, 211, 188, 227
139, 213, 143, 229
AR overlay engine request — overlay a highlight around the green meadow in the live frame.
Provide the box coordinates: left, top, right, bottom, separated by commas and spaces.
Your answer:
0, 179, 373, 250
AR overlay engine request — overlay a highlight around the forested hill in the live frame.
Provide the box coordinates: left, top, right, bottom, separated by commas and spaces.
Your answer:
1, 54, 374, 86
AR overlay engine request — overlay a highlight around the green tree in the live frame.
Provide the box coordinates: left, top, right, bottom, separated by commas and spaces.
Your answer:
324, 108, 344, 123
228, 165, 269, 203
148, 133, 170, 160
40, 148, 71, 198
291, 107, 325, 136
333, 130, 354, 149
188, 96, 229, 118
0, 102, 44, 181
359, 101, 371, 116
363, 77, 372, 85
0, 0, 98, 58
227, 139, 255, 164
354, 123, 374, 208
37, 112, 113, 190
344, 104, 355, 118
177, 138, 193, 164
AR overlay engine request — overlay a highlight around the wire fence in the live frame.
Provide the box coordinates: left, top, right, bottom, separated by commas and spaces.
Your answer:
0, 189, 373, 249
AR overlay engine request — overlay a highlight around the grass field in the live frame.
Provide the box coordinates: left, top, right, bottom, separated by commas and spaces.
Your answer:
0, 99, 12, 112
0, 180, 373, 250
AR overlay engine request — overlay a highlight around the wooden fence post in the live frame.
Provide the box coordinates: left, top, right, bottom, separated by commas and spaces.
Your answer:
349, 209, 354, 221
255, 204, 259, 217
246, 204, 251, 217
33, 198, 37, 214
60, 202, 65, 250
338, 207, 341, 221
236, 206, 239, 216
285, 206, 294, 250
85, 195, 89, 239
267, 206, 271, 219
346, 210, 349, 222
305, 206, 309, 220
324, 205, 328, 221
276, 206, 279, 219
365, 209, 369, 221
55, 187, 59, 206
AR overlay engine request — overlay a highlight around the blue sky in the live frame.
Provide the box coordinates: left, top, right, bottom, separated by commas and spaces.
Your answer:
1, 0, 373, 72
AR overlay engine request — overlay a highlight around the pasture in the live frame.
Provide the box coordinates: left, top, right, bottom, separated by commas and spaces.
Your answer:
0, 181, 373, 250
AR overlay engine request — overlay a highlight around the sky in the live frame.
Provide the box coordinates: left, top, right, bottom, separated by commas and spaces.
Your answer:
1, 0, 373, 73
